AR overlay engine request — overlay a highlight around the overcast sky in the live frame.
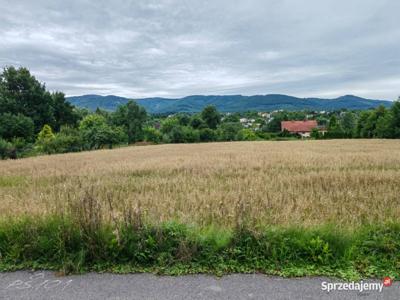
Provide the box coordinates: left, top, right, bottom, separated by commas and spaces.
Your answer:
1, 0, 399, 99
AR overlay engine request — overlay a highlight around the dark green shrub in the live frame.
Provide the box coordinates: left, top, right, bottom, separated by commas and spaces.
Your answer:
0, 138, 12, 159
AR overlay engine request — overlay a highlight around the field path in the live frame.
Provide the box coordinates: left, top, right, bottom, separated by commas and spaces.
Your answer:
0, 271, 398, 299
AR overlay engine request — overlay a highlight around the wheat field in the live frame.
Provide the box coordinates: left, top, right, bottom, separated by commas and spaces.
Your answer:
1, 140, 400, 228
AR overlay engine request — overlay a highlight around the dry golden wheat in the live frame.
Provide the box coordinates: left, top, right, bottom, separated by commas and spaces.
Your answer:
1, 140, 400, 228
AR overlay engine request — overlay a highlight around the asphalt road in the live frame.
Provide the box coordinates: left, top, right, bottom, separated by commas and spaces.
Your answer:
0, 271, 398, 300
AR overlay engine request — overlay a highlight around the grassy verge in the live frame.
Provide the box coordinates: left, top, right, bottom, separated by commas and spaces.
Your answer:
0, 216, 398, 280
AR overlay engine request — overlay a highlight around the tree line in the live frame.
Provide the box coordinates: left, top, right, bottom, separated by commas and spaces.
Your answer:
324, 104, 400, 139
0, 66, 399, 159
0, 67, 148, 158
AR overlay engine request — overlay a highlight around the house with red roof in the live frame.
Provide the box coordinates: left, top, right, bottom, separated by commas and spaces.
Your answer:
281, 120, 324, 138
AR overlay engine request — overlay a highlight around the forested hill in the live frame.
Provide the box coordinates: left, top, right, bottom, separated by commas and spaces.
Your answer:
67, 94, 392, 113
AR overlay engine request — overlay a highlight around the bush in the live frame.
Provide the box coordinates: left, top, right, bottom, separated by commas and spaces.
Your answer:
256, 131, 272, 140
167, 126, 200, 143
169, 125, 186, 143
11, 138, 35, 158
45, 127, 84, 154
0, 138, 34, 159
0, 138, 13, 159
236, 129, 258, 141
182, 127, 200, 143
218, 122, 242, 141
189, 116, 206, 129
143, 127, 162, 144
0, 113, 35, 141
310, 128, 321, 139
58, 126, 84, 152
199, 128, 217, 142
161, 117, 180, 134
79, 115, 127, 149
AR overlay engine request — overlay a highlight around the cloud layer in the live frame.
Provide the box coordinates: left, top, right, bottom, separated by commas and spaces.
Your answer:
1, 0, 399, 99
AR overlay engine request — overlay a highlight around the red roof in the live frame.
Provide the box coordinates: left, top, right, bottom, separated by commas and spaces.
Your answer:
281, 120, 318, 133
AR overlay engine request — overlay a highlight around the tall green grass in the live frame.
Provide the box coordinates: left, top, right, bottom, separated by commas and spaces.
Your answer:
0, 216, 398, 279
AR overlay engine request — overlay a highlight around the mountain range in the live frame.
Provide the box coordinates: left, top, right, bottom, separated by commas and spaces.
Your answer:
67, 94, 392, 114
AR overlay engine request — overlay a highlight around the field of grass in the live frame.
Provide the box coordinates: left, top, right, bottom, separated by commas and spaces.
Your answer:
1, 140, 399, 278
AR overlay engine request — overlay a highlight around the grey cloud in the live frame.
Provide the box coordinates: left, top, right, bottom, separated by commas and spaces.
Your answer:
0, 0, 399, 100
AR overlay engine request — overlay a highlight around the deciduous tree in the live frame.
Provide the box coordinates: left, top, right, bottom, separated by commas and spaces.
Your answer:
201, 105, 221, 129
113, 101, 147, 143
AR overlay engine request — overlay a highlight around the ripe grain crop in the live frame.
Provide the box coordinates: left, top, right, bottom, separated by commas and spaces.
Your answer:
1, 140, 400, 229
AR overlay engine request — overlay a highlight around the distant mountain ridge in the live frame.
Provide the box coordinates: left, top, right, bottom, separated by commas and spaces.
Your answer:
67, 94, 392, 113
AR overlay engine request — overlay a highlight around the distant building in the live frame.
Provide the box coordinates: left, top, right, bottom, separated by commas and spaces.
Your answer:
261, 112, 271, 119
281, 120, 321, 138
240, 118, 257, 128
